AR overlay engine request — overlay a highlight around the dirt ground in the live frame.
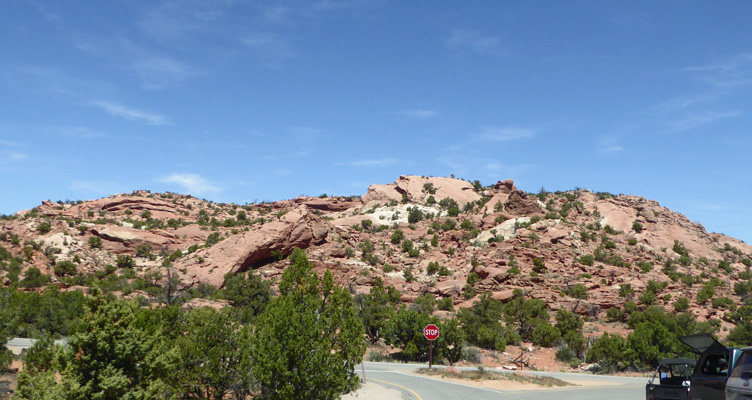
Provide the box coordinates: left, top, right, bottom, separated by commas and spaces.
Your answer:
342, 381, 403, 400
0, 359, 21, 400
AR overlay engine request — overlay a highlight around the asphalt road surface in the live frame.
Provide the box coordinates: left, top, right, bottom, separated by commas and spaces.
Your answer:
362, 362, 646, 400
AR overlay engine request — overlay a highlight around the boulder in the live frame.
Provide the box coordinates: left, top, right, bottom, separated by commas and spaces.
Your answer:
504, 191, 544, 216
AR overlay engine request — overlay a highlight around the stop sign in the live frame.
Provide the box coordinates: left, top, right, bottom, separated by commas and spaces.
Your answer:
423, 324, 440, 341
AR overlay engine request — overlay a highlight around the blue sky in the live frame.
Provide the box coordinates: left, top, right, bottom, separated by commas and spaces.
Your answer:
1, 1, 751, 243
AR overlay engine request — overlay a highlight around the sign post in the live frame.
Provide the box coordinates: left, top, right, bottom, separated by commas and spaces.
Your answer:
423, 324, 440, 368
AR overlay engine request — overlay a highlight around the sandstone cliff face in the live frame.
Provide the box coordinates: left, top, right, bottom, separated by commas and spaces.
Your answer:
177, 206, 330, 287
2, 177, 752, 334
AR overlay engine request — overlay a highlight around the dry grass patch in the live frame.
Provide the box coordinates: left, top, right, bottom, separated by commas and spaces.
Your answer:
416, 366, 574, 387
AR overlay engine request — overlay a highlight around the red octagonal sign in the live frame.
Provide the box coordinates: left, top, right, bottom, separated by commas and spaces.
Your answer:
423, 324, 440, 341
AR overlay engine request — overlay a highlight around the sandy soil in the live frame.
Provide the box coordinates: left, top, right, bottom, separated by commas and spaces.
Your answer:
342, 381, 403, 400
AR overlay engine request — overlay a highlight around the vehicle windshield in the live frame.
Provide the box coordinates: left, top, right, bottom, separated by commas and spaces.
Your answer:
652, 363, 693, 385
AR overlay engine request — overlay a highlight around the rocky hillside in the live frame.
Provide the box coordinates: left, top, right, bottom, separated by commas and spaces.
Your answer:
2, 175, 751, 334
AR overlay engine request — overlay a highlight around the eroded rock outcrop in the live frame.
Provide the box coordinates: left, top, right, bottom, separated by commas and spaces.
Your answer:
179, 206, 330, 287
362, 175, 482, 207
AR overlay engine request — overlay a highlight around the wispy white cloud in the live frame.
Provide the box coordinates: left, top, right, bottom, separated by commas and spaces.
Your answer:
475, 126, 537, 142
595, 135, 624, 154
390, 109, 438, 118
654, 93, 719, 113
294, 148, 313, 157
137, 2, 224, 43
0, 150, 28, 172
668, 110, 741, 132
159, 173, 221, 195
0, 139, 25, 147
45, 126, 109, 139
347, 158, 398, 167
1, 151, 28, 162
446, 29, 503, 56
597, 146, 624, 154
289, 126, 322, 138
685, 53, 752, 90
685, 53, 752, 73
242, 33, 296, 67
89, 100, 171, 126
132, 57, 202, 90
482, 161, 534, 177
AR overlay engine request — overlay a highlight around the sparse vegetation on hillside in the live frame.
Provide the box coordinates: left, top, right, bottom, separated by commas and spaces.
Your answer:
1, 175, 752, 383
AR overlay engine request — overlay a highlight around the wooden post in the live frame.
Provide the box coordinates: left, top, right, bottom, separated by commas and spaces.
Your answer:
429, 340, 433, 369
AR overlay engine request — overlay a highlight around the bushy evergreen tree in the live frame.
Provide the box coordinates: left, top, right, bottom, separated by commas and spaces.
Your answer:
250, 248, 365, 400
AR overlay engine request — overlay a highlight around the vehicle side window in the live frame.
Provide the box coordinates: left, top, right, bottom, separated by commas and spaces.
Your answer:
701, 355, 728, 376
730, 352, 752, 378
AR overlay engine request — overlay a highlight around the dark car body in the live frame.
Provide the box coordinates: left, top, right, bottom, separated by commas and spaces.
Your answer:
680, 334, 743, 400
646, 358, 695, 400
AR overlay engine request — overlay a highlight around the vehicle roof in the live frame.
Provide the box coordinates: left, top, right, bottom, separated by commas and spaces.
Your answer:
658, 358, 697, 366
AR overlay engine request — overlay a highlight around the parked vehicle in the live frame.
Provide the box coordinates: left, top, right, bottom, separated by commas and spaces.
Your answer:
646, 358, 695, 400
725, 346, 752, 400
679, 334, 743, 400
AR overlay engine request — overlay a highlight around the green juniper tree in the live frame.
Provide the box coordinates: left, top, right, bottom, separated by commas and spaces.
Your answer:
250, 248, 365, 400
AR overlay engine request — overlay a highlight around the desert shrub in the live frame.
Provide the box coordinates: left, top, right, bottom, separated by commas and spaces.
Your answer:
437, 297, 454, 311
563, 283, 589, 300
426, 261, 440, 275
390, 229, 404, 244
458, 294, 517, 351
20, 267, 50, 288
586, 333, 633, 372
88, 236, 103, 249
466, 272, 481, 286
638, 291, 656, 306
632, 221, 643, 233
577, 255, 594, 266
556, 346, 581, 368
531, 322, 561, 347
54, 260, 77, 277
462, 285, 477, 299
36, 221, 52, 234
711, 297, 734, 309
401, 239, 414, 253
532, 258, 546, 273
136, 244, 152, 258
605, 307, 622, 322
637, 261, 653, 273
672, 297, 690, 312
205, 232, 221, 247
618, 283, 635, 299
441, 219, 456, 231
402, 266, 414, 282
696, 283, 716, 305
407, 208, 424, 224
626, 306, 715, 369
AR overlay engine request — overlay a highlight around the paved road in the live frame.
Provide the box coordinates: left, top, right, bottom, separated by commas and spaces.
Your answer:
362, 362, 646, 400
